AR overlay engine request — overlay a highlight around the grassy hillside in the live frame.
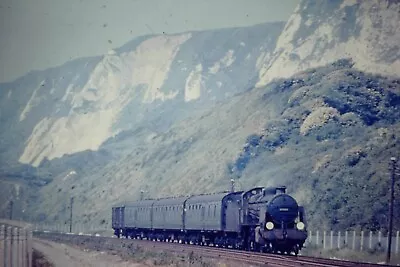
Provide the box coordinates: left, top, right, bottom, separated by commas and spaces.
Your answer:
33, 59, 400, 232
230, 59, 400, 231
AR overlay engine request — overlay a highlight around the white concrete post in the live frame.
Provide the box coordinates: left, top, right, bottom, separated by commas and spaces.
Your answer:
316, 230, 319, 246
12, 227, 18, 267
378, 231, 382, 245
5, 226, 12, 267
369, 231, 372, 249
323, 231, 326, 249
360, 231, 364, 251
309, 230, 312, 244
22, 228, 27, 267
352, 231, 356, 250
27, 229, 32, 267
0, 225, 5, 267
396, 231, 399, 254
337, 231, 341, 249
345, 231, 348, 247
330, 231, 333, 249
18, 228, 23, 267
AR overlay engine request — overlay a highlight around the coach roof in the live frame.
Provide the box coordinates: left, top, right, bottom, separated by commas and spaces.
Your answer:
185, 191, 243, 204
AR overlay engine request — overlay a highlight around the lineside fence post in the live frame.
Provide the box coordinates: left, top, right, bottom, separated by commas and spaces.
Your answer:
0, 225, 5, 267
360, 231, 364, 251
27, 228, 32, 267
12, 227, 18, 267
6, 226, 12, 267
387, 157, 397, 263
20, 228, 26, 267
369, 231, 372, 250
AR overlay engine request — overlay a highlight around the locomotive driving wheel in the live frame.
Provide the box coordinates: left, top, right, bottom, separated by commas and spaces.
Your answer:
293, 244, 299, 256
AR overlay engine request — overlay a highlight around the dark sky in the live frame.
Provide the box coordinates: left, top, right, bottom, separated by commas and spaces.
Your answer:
0, 0, 299, 83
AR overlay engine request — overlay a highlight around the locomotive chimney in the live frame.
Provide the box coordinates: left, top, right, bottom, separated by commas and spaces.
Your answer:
140, 190, 144, 200
230, 179, 235, 192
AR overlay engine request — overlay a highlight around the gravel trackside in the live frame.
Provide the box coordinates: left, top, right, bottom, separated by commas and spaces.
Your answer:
33, 238, 144, 267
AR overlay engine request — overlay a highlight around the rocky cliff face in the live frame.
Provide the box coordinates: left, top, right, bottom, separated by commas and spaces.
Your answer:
256, 0, 400, 87
0, 22, 283, 169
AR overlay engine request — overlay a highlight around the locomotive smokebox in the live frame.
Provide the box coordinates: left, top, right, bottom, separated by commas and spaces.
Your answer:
267, 194, 298, 224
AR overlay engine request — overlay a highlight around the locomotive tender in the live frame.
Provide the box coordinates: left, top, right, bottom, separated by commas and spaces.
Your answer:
112, 186, 307, 255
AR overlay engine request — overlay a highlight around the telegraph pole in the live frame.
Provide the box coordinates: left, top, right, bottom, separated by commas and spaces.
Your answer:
69, 197, 74, 233
9, 200, 13, 220
387, 157, 397, 264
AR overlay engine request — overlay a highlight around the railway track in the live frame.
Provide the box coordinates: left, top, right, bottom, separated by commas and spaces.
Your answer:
130, 239, 389, 267
34, 231, 391, 267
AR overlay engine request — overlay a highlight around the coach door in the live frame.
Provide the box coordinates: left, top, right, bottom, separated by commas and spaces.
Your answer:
134, 209, 138, 227
201, 206, 205, 230
115, 207, 124, 228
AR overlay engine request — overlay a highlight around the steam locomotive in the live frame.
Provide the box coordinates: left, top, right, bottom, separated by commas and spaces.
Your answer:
112, 186, 307, 255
